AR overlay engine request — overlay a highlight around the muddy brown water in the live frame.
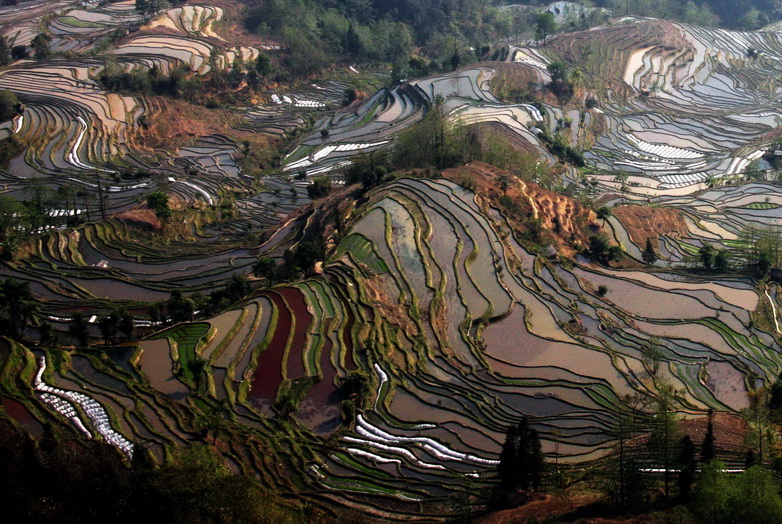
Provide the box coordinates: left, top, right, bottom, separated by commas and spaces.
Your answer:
248, 291, 292, 404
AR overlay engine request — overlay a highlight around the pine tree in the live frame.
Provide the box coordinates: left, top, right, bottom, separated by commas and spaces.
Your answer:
606, 394, 646, 511
643, 238, 657, 264
702, 408, 716, 463
498, 417, 545, 492
498, 423, 519, 492
68, 312, 90, 347
345, 23, 362, 56
678, 435, 696, 500
648, 376, 682, 499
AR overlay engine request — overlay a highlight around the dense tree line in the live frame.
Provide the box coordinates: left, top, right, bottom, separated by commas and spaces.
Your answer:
0, 418, 307, 523
242, 0, 515, 78
511, 0, 781, 30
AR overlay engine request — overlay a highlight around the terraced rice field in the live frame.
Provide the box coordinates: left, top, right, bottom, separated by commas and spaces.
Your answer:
27, 176, 762, 510
6, 0, 782, 518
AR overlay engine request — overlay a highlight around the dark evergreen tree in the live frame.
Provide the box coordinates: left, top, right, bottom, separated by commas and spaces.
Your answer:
167, 290, 195, 323
0, 36, 9, 66
745, 449, 758, 468
643, 238, 657, 264
146, 191, 171, 221
678, 435, 696, 500
596, 205, 612, 226
714, 249, 729, 270
648, 377, 682, 500
252, 256, 276, 281
700, 244, 715, 269
604, 394, 648, 512
39, 321, 58, 347
702, 408, 716, 463
117, 307, 135, 340
30, 33, 51, 59
345, 23, 363, 56
97, 311, 120, 345
69, 312, 90, 347
498, 416, 545, 493
0, 278, 40, 338
498, 423, 520, 492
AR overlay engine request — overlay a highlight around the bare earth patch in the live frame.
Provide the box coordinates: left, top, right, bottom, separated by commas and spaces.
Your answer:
444, 161, 597, 256
114, 209, 162, 232
612, 205, 688, 249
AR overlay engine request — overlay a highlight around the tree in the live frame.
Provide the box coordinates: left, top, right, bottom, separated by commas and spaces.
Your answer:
695, 463, 782, 524
535, 12, 556, 42
39, 321, 59, 348
135, 0, 149, 18
343, 151, 389, 189
678, 435, 697, 500
0, 195, 23, 258
167, 290, 195, 323
642, 238, 657, 264
255, 53, 272, 78
345, 23, 363, 56
605, 394, 646, 512
588, 234, 622, 265
699, 244, 715, 269
702, 408, 716, 463
596, 206, 612, 227
10, 45, 27, 60
498, 417, 545, 493
291, 241, 322, 276
641, 336, 663, 377
744, 159, 764, 181
758, 250, 773, 276
614, 172, 629, 201
0, 278, 40, 339
743, 388, 775, 466
647, 375, 682, 500
714, 249, 729, 271
69, 312, 90, 346
281, 27, 329, 78
731, 466, 782, 523
694, 459, 732, 524
392, 95, 465, 170
547, 61, 568, 83
252, 256, 276, 281
146, 191, 171, 221
0, 89, 19, 121
97, 311, 120, 345
31, 33, 51, 59
306, 177, 331, 199
117, 307, 134, 340
225, 274, 250, 302
339, 369, 371, 408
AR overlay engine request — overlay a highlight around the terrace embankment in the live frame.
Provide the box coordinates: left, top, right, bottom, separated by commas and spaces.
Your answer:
612, 205, 688, 249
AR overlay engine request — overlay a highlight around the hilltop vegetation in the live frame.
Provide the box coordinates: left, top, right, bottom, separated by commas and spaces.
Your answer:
511, 0, 782, 29
242, 0, 515, 76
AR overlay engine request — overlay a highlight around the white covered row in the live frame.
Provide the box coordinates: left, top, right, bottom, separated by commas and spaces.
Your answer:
628, 134, 703, 159
34, 356, 134, 458
356, 414, 500, 466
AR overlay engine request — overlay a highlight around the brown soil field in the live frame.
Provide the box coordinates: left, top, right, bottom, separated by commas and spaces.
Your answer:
114, 208, 162, 232
444, 161, 597, 256
612, 205, 688, 249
